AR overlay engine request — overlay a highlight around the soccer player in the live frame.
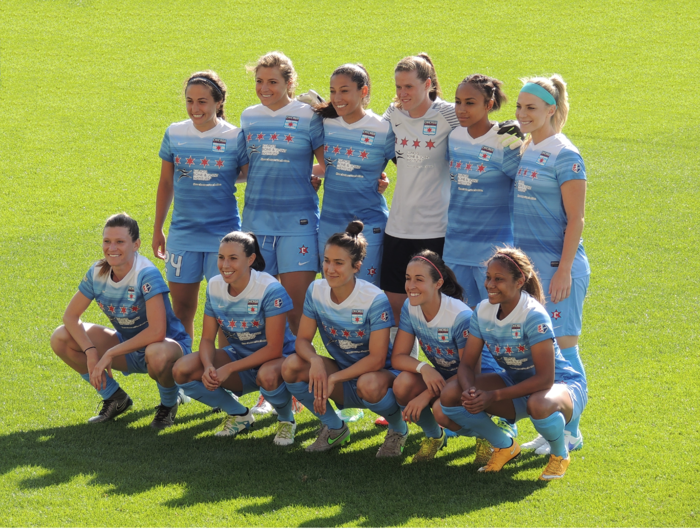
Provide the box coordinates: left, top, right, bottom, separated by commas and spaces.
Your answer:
282, 221, 409, 456
50, 213, 192, 429
392, 251, 502, 463
238, 51, 325, 336
315, 63, 395, 287
439, 248, 587, 481
153, 71, 246, 339
510, 75, 590, 454
172, 231, 298, 445
444, 74, 520, 308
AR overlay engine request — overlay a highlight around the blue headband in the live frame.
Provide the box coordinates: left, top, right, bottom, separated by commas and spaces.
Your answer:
520, 83, 556, 106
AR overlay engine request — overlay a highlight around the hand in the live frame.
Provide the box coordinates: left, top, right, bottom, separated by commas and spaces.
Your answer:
310, 175, 322, 192
497, 120, 525, 150
402, 394, 430, 423
91, 353, 113, 391
549, 267, 572, 304
315, 373, 336, 415
202, 365, 219, 391
461, 386, 495, 414
308, 358, 328, 413
421, 365, 446, 397
377, 172, 389, 194
214, 365, 231, 387
152, 230, 167, 260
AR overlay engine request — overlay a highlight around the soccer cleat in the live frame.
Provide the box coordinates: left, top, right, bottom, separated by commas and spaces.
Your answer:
251, 394, 274, 415
215, 408, 255, 437
535, 429, 584, 455
411, 430, 447, 462
273, 421, 296, 446
374, 416, 389, 427
521, 433, 548, 451
151, 402, 179, 430
539, 454, 571, 481
473, 437, 494, 467
88, 388, 133, 424
478, 439, 521, 472
177, 388, 191, 405
305, 422, 351, 452
494, 416, 518, 438
376, 429, 408, 458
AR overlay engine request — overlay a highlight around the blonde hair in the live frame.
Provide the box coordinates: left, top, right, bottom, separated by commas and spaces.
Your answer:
247, 51, 298, 98
519, 74, 569, 153
393, 52, 441, 108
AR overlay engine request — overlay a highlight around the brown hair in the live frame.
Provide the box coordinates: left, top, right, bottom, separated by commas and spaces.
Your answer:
314, 63, 371, 119
184, 70, 227, 121
325, 220, 368, 268
486, 246, 545, 305
220, 231, 266, 272
459, 73, 508, 113
408, 250, 464, 302
519, 74, 569, 153
97, 213, 139, 278
248, 51, 298, 98
393, 53, 441, 107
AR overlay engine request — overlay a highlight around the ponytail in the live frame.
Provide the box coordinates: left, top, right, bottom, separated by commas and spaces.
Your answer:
486, 247, 545, 305
220, 231, 266, 271
325, 220, 368, 268
519, 74, 569, 154
409, 250, 464, 302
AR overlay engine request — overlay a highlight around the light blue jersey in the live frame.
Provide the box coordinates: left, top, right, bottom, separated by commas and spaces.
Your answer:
303, 278, 395, 370
470, 292, 584, 386
78, 254, 190, 346
444, 124, 520, 265
398, 294, 500, 379
319, 110, 394, 238
512, 133, 590, 280
204, 270, 295, 357
159, 119, 245, 252
238, 100, 324, 236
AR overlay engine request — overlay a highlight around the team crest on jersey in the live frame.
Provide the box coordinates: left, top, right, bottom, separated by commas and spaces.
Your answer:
423, 120, 438, 135
437, 328, 450, 343
274, 298, 283, 308
536, 151, 551, 165
537, 324, 549, 334
572, 163, 581, 173
360, 130, 376, 146
142, 283, 151, 294
212, 138, 226, 153
351, 309, 364, 325
479, 146, 494, 162
127, 287, 136, 302
511, 324, 522, 339
380, 311, 389, 322
284, 116, 299, 129
247, 300, 259, 314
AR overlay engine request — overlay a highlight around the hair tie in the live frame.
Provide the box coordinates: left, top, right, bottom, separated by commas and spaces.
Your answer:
496, 253, 526, 280
413, 256, 443, 282
187, 77, 223, 97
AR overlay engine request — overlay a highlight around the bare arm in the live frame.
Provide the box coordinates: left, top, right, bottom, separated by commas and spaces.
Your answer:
152, 160, 174, 260
550, 179, 586, 304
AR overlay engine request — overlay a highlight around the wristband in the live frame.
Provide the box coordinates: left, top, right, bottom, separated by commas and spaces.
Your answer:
416, 361, 428, 373
83, 346, 96, 354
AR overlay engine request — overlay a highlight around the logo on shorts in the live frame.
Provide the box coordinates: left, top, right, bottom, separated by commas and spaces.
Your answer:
479, 146, 494, 161
212, 138, 226, 152
380, 311, 389, 322
463, 330, 469, 338
537, 324, 549, 334
142, 283, 151, 294
511, 324, 522, 339
360, 130, 376, 145
299, 245, 309, 255
423, 120, 438, 135
274, 298, 283, 308
367, 267, 377, 277
572, 163, 581, 173
437, 328, 450, 342
127, 287, 136, 301
373, 227, 381, 234
536, 151, 551, 165
551, 310, 562, 320
285, 116, 299, 129
300, 219, 309, 225
352, 309, 364, 324
247, 300, 259, 314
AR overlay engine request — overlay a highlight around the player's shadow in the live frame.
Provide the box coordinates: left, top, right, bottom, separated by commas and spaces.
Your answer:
0, 407, 548, 527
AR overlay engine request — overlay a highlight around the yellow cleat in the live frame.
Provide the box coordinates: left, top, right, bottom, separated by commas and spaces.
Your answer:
473, 438, 493, 467
539, 454, 571, 480
411, 430, 447, 462
478, 439, 521, 472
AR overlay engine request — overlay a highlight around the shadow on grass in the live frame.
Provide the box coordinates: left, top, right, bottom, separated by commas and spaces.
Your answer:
0, 404, 549, 527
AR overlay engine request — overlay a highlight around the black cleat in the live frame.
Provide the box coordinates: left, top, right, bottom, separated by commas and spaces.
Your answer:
150, 402, 179, 430
88, 388, 133, 424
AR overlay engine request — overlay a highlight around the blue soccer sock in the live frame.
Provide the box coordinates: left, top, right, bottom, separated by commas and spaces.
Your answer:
399, 404, 442, 438
287, 381, 343, 430
531, 412, 567, 458
260, 383, 294, 423
157, 382, 179, 407
80, 372, 119, 400
178, 380, 247, 416
561, 345, 586, 381
363, 389, 407, 435
441, 405, 512, 449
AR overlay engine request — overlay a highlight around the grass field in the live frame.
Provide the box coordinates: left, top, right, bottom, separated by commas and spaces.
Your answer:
2, 0, 700, 526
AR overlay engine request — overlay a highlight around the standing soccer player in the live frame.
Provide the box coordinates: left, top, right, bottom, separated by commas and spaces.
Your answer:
51, 213, 191, 429
153, 71, 245, 339
511, 75, 590, 454
315, 63, 395, 287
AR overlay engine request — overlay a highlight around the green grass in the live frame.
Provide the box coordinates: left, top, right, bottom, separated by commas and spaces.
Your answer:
2, 0, 700, 526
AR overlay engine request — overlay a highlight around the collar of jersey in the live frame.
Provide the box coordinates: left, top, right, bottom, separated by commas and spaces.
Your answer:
418, 292, 448, 328
463, 122, 498, 144
336, 110, 374, 130
493, 291, 528, 326
107, 254, 140, 287
224, 269, 258, 302
188, 120, 224, 139
527, 132, 560, 151
260, 100, 296, 117
325, 278, 359, 308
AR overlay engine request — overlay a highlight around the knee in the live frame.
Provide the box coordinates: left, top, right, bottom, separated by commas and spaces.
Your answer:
439, 381, 463, 408
356, 373, 388, 403
145, 343, 171, 372
171, 356, 190, 385
526, 393, 557, 420
392, 373, 413, 404
256, 365, 282, 391
432, 402, 451, 428
281, 354, 304, 383
50, 325, 70, 355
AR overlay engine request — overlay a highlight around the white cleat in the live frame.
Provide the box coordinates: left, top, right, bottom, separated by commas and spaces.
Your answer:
535, 430, 584, 455
251, 394, 274, 415
521, 433, 548, 451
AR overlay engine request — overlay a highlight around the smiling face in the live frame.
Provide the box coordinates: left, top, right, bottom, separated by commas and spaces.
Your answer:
185, 83, 220, 132
218, 241, 254, 290
102, 227, 139, 269
323, 243, 360, 289
454, 82, 492, 129
330, 73, 367, 123
516, 91, 555, 136
395, 69, 431, 117
405, 260, 442, 307
255, 66, 292, 111
484, 260, 524, 306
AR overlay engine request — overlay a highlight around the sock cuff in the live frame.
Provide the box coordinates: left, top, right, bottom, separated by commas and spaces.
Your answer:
530, 411, 565, 428
260, 383, 288, 398
286, 381, 309, 393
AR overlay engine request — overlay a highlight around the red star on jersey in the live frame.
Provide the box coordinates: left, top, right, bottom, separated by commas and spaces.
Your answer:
299, 245, 309, 255
284, 134, 294, 143
270, 132, 279, 141
330, 328, 337, 336
356, 330, 365, 338
352, 316, 360, 323
287, 121, 294, 127
343, 330, 350, 338
108, 304, 115, 313
552, 310, 562, 320
346, 148, 354, 156
426, 345, 432, 352
228, 319, 236, 328
505, 345, 513, 354
465, 162, 473, 171
530, 170, 538, 179
333, 146, 340, 154
215, 159, 224, 168
517, 168, 523, 176
518, 345, 526, 353
449, 160, 453, 168
247, 133, 253, 141
418, 339, 424, 347
401, 138, 409, 146
131, 305, 138, 313
200, 157, 209, 167
216, 318, 224, 325
241, 321, 248, 329
360, 150, 368, 160
446, 348, 455, 355
98, 302, 104, 310
186, 156, 195, 166
456, 162, 462, 169
523, 168, 529, 177
495, 345, 501, 354
256, 133, 264, 140
120, 306, 127, 314
367, 267, 376, 277
175, 156, 181, 164
477, 164, 486, 173
253, 320, 260, 327
412, 139, 421, 148
324, 144, 329, 152
426, 126, 433, 133
425, 139, 436, 150
436, 347, 442, 355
